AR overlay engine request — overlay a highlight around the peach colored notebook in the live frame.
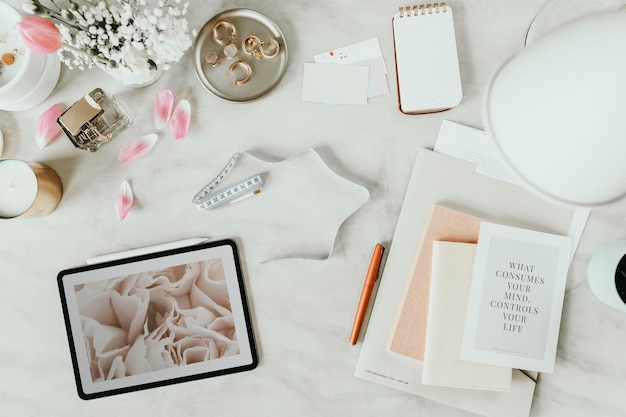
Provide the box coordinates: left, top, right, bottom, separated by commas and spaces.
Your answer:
388, 204, 483, 360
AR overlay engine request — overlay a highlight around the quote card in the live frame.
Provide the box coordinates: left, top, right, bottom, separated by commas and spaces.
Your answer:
461, 222, 573, 373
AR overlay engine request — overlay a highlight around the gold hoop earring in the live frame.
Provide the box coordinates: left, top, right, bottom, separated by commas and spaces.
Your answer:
228, 61, 252, 85
242, 36, 263, 59
212, 21, 236, 45
260, 39, 280, 59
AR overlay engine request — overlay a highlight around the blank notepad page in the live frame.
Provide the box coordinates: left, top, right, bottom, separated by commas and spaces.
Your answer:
392, 4, 462, 114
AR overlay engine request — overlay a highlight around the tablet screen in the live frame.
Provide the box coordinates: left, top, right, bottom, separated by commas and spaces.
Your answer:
57, 239, 257, 399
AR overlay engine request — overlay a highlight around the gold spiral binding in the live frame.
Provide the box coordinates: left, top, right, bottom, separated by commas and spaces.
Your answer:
399, 2, 447, 17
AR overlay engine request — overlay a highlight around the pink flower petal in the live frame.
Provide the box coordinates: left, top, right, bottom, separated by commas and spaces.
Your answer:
168, 99, 191, 140
115, 181, 134, 221
17, 16, 62, 54
118, 134, 158, 163
155, 89, 174, 130
36, 103, 66, 148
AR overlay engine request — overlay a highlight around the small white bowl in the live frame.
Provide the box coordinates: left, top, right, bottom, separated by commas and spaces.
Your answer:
0, 53, 61, 111
0, 1, 61, 111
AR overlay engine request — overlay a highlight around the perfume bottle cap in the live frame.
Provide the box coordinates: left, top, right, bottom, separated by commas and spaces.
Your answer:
58, 93, 104, 136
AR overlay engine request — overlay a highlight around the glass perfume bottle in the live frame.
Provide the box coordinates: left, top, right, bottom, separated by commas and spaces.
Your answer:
57, 88, 132, 152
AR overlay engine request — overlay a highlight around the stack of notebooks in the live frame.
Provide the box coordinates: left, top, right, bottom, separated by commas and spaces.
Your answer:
392, 205, 512, 392
355, 146, 583, 417
391, 204, 571, 391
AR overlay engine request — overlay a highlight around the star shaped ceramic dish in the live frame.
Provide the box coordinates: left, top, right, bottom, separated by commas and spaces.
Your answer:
194, 148, 370, 263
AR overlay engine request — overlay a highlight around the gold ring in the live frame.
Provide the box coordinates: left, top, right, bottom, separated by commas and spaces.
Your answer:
212, 21, 236, 45
242, 35, 263, 59
203, 51, 219, 67
260, 39, 280, 59
228, 61, 252, 85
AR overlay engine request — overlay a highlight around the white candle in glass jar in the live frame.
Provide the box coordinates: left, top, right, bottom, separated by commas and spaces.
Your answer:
0, 159, 38, 218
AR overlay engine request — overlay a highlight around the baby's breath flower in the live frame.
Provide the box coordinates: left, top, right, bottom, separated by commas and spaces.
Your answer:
39, 0, 192, 85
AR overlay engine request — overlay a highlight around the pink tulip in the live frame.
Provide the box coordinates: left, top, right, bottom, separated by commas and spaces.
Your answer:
115, 181, 134, 221
168, 99, 191, 140
118, 134, 158, 163
17, 16, 62, 54
155, 89, 174, 130
36, 103, 66, 148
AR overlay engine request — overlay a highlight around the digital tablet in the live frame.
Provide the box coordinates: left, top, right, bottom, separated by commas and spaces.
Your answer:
57, 239, 258, 400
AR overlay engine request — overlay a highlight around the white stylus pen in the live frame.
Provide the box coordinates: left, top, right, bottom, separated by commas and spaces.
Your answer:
86, 238, 210, 265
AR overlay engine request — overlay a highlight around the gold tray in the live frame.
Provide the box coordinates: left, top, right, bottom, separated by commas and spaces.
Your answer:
193, 8, 288, 102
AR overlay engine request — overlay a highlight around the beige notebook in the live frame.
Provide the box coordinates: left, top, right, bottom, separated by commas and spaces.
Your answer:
392, 3, 462, 114
388, 204, 483, 360
422, 241, 512, 391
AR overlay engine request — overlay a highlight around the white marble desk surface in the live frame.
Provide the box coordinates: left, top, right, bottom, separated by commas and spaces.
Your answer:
2, 1, 626, 416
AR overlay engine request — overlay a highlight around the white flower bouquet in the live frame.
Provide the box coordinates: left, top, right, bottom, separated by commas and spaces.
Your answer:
23, 0, 194, 85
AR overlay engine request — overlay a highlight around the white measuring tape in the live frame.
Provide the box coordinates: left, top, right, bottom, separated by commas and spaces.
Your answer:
192, 152, 263, 211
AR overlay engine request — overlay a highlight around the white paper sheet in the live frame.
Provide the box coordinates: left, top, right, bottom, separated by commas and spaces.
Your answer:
434, 120, 519, 184
302, 63, 369, 106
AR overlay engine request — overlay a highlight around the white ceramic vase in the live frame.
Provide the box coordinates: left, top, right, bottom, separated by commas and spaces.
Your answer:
96, 61, 163, 88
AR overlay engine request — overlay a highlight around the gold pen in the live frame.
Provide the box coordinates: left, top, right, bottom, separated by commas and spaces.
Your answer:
350, 243, 385, 345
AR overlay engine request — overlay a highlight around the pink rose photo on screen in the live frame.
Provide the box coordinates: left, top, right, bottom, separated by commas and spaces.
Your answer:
74, 258, 239, 382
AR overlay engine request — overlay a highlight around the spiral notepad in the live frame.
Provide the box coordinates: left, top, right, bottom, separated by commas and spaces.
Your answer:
392, 3, 462, 114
